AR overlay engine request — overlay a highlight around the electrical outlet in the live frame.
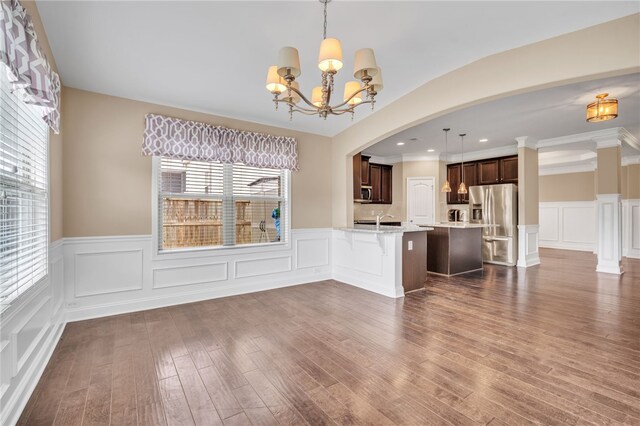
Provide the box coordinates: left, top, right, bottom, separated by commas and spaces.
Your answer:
408, 240, 413, 251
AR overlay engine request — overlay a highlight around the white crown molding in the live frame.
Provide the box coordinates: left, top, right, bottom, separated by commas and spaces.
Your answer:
515, 136, 538, 150
538, 163, 596, 176
537, 127, 637, 151
367, 155, 402, 165
401, 154, 442, 163
622, 155, 640, 166
448, 144, 517, 163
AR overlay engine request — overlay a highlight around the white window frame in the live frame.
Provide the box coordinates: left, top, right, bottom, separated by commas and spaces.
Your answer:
0, 69, 50, 313
151, 156, 292, 260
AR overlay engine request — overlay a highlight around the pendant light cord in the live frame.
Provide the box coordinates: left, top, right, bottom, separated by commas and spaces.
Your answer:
323, 0, 328, 39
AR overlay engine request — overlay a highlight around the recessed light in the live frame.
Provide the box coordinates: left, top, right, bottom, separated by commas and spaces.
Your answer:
479, 138, 489, 143
396, 142, 405, 146
427, 149, 435, 152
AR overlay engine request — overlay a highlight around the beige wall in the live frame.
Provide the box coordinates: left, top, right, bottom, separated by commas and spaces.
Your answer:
22, 1, 64, 242
518, 147, 539, 225
62, 88, 332, 237
622, 164, 640, 199
330, 14, 640, 227
539, 172, 596, 202
353, 162, 403, 221
402, 160, 447, 222
596, 146, 622, 194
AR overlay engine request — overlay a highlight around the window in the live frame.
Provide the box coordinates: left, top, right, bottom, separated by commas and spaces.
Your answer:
156, 157, 289, 252
0, 65, 49, 309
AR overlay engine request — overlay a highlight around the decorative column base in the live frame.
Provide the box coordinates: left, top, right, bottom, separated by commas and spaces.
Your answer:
517, 224, 540, 268
596, 194, 623, 274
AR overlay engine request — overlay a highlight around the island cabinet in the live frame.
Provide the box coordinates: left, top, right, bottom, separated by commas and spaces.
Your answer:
447, 155, 518, 204
402, 231, 428, 292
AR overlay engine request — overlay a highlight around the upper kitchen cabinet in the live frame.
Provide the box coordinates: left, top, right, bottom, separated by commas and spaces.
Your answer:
369, 162, 392, 204
478, 159, 500, 184
353, 153, 363, 200
361, 155, 370, 186
447, 155, 518, 204
500, 156, 519, 183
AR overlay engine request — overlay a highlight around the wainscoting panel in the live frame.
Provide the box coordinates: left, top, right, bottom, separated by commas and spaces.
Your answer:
1, 241, 66, 426
296, 238, 330, 269
63, 229, 332, 322
623, 199, 640, 259
153, 262, 228, 289
539, 201, 596, 252
74, 249, 144, 297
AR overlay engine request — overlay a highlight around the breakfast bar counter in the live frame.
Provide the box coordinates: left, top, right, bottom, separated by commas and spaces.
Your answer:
332, 225, 433, 297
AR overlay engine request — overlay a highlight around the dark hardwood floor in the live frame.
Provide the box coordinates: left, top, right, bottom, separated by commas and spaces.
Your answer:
18, 249, 640, 425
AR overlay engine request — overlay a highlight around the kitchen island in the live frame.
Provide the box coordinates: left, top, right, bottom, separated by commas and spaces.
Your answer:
333, 225, 433, 298
427, 223, 486, 276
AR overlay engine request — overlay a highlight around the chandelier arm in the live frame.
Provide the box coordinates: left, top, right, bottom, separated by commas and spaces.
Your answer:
283, 85, 320, 110
273, 99, 319, 113
329, 100, 374, 114
329, 87, 372, 110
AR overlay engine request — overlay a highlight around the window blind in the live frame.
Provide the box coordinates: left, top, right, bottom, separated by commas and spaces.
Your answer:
0, 64, 49, 308
157, 158, 288, 251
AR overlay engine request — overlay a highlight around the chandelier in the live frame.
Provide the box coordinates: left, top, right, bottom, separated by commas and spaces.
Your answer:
586, 93, 618, 122
265, 0, 382, 120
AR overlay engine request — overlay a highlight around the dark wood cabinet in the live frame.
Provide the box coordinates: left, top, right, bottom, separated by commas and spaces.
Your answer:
361, 155, 370, 186
381, 166, 392, 203
460, 163, 477, 203
352, 153, 362, 200
369, 163, 392, 204
369, 164, 381, 202
447, 155, 518, 204
478, 159, 500, 185
447, 164, 462, 204
500, 156, 519, 183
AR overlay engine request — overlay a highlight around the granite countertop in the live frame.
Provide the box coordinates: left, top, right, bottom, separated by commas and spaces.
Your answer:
430, 222, 494, 228
335, 224, 433, 234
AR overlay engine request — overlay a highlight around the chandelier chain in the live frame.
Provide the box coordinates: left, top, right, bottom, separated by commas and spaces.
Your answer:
323, 0, 327, 39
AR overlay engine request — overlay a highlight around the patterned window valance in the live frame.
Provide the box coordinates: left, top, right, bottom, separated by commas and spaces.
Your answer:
0, 0, 61, 133
142, 114, 299, 171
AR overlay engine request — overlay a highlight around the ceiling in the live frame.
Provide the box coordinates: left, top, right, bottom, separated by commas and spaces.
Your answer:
37, 1, 639, 137
363, 73, 640, 165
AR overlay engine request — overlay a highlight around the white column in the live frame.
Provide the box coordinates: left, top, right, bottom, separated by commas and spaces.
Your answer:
596, 194, 623, 274
516, 136, 541, 268
594, 135, 624, 274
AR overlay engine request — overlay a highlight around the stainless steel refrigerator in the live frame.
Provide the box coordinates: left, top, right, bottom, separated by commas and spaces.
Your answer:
469, 184, 518, 266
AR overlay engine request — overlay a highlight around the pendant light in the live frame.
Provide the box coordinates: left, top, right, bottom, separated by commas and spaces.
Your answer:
458, 133, 468, 195
441, 128, 451, 192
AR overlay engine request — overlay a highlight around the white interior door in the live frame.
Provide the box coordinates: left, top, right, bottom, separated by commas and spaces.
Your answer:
407, 177, 435, 225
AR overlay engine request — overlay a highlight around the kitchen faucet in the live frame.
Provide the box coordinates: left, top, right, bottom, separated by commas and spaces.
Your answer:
376, 212, 395, 229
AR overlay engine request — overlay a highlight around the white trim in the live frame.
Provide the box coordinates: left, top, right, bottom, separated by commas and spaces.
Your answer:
539, 163, 596, 176
516, 224, 540, 268
622, 155, 640, 166
596, 194, 623, 274
622, 199, 640, 259
537, 127, 630, 149
516, 136, 538, 150
406, 177, 436, 226
539, 201, 596, 252
448, 144, 517, 164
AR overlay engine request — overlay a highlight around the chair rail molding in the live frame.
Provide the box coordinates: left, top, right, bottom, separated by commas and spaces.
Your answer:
596, 194, 623, 274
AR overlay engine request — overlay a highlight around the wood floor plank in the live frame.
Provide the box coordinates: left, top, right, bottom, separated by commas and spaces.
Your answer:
17, 249, 640, 425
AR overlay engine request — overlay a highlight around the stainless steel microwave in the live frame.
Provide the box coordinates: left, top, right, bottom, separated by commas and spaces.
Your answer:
355, 186, 372, 203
